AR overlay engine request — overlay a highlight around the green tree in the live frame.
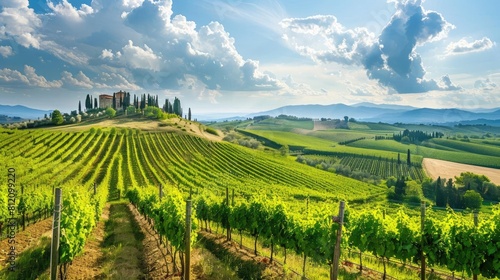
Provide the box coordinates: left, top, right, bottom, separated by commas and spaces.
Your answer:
173, 97, 182, 116
435, 177, 447, 207
406, 149, 411, 165
394, 177, 406, 200
94, 97, 98, 109
484, 182, 499, 201
279, 144, 289, 156
445, 178, 460, 208
462, 190, 483, 209
455, 172, 490, 195
52, 110, 64, 125
85, 94, 91, 110
188, 108, 191, 121
421, 178, 435, 200
386, 176, 397, 188
78, 100, 82, 114
126, 106, 136, 116
140, 94, 146, 110
106, 107, 116, 118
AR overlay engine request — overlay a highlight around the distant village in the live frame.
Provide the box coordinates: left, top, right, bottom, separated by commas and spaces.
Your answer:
86, 90, 183, 115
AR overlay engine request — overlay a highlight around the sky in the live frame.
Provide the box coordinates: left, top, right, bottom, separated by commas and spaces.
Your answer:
0, 0, 499, 116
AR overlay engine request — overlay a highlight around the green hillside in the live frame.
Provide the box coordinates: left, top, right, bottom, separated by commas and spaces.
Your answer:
0, 126, 386, 213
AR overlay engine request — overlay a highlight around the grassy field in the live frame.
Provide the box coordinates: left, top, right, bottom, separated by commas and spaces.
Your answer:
235, 119, 500, 168
243, 129, 422, 161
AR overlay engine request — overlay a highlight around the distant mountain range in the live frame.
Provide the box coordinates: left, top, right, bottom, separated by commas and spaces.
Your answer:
245, 103, 500, 126
0, 105, 52, 120
3, 103, 500, 126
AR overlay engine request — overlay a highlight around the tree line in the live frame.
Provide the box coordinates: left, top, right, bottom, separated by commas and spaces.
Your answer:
393, 129, 444, 143
80, 93, 192, 121
387, 172, 498, 209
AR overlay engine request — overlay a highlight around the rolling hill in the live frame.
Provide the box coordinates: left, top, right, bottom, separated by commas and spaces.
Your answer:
240, 103, 500, 125
0, 104, 52, 120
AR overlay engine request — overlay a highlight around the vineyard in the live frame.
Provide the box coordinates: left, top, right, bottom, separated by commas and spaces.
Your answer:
338, 155, 425, 181
0, 128, 387, 214
2, 125, 500, 279
297, 154, 426, 181
125, 183, 500, 279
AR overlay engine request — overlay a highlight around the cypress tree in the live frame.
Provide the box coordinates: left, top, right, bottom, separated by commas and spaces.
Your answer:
173, 97, 182, 117
94, 97, 98, 109
394, 177, 406, 200
85, 94, 91, 110
188, 108, 191, 121
78, 101, 82, 114
407, 149, 411, 165
140, 94, 146, 110
112, 92, 116, 110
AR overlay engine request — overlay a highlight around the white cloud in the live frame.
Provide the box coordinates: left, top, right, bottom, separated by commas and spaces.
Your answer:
446, 37, 495, 55
0, 65, 62, 88
0, 0, 42, 48
23, 65, 63, 88
280, 74, 326, 96
0, 68, 29, 84
47, 0, 94, 21
0, 0, 281, 97
122, 0, 145, 9
280, 15, 376, 65
100, 49, 114, 60
120, 40, 161, 71
0, 45, 13, 57
61, 71, 94, 89
96, 72, 141, 90
281, 0, 458, 94
474, 78, 497, 91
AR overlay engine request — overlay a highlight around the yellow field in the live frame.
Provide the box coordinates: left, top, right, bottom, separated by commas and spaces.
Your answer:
422, 158, 500, 185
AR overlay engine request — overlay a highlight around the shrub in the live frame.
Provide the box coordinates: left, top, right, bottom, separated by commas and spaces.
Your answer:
463, 190, 483, 210
205, 127, 219, 136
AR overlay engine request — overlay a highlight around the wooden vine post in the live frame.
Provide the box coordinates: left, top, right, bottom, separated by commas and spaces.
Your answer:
226, 186, 231, 241
21, 184, 25, 231
232, 189, 235, 207
473, 211, 478, 280
331, 201, 345, 280
420, 201, 426, 280
184, 199, 192, 280
50, 188, 62, 280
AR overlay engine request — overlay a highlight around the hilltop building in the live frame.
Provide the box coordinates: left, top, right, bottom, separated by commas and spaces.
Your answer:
99, 90, 127, 109
115, 90, 126, 109
99, 94, 113, 109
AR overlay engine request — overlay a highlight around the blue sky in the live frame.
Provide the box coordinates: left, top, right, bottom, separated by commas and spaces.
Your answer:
0, 0, 499, 116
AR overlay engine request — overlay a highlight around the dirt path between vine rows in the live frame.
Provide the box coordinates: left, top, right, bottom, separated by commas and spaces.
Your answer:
47, 199, 242, 280
65, 204, 110, 279
0, 217, 52, 267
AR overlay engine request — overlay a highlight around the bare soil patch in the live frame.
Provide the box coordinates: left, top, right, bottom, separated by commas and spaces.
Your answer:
0, 218, 52, 265
423, 158, 500, 185
313, 120, 335, 131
